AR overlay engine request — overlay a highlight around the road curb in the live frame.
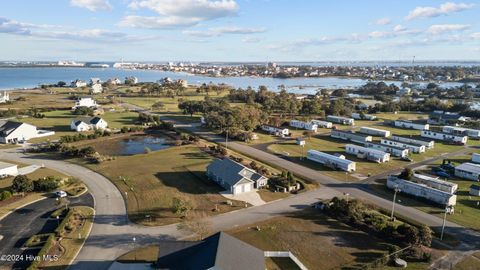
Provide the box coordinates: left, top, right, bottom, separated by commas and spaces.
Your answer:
0, 196, 48, 222
66, 207, 96, 270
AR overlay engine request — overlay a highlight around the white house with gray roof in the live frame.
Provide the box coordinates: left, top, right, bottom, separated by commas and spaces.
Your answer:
70, 117, 108, 132
206, 158, 268, 195
455, 163, 480, 181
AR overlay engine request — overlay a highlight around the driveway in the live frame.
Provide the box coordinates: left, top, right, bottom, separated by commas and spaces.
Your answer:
220, 191, 266, 206
17, 164, 41, 175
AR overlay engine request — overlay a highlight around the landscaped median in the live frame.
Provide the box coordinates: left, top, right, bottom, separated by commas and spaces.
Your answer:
26, 206, 94, 270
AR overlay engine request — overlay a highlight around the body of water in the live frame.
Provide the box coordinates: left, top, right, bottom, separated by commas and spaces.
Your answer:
92, 135, 170, 156
0, 67, 468, 94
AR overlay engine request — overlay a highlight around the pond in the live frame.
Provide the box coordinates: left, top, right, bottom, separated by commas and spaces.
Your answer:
91, 134, 171, 156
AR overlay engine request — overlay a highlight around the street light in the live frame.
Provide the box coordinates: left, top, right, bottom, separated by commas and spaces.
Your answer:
132, 237, 137, 260
441, 205, 453, 240
344, 192, 350, 203
390, 185, 401, 221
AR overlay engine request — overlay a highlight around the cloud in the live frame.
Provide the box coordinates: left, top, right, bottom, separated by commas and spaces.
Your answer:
369, 25, 421, 38
405, 2, 475, 20
471, 32, 480, 39
122, 0, 239, 29
183, 26, 266, 37
427, 24, 470, 35
70, 0, 112, 11
0, 17, 32, 35
375, 17, 391, 25
242, 37, 261, 43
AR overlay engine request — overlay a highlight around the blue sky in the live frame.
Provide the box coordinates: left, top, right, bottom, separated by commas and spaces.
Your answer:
0, 0, 479, 61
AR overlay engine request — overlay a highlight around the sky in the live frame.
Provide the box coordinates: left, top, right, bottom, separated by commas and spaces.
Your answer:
0, 0, 479, 62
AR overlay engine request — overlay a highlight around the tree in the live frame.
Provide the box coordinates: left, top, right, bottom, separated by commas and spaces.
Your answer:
11, 175, 33, 193
73, 106, 94, 116
57, 81, 67, 87
152, 101, 165, 111
399, 168, 414, 180
171, 196, 195, 217
33, 177, 59, 192
418, 224, 433, 247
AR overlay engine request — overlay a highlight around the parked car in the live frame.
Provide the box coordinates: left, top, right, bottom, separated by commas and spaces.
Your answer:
54, 190, 67, 198
401, 156, 413, 162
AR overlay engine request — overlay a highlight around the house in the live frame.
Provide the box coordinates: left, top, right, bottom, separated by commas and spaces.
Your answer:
469, 185, 480, 196
442, 126, 480, 139
0, 121, 41, 144
454, 163, 480, 181
206, 158, 268, 194
390, 135, 435, 149
359, 127, 390, 137
0, 161, 18, 178
364, 142, 409, 158
90, 83, 103, 94
107, 78, 122, 85
351, 113, 377, 121
0, 91, 10, 103
381, 138, 426, 153
428, 111, 468, 125
346, 144, 390, 163
70, 80, 87, 88
260, 125, 289, 137
394, 120, 429, 130
387, 175, 457, 206
178, 79, 188, 87
473, 153, 480, 164
327, 115, 355, 125
289, 120, 317, 132
421, 130, 468, 145
310, 120, 333, 128
307, 150, 356, 172
296, 137, 305, 146
72, 97, 98, 110
89, 78, 101, 85
411, 173, 458, 194
156, 232, 265, 270
70, 117, 108, 132
125, 76, 139, 84
331, 130, 373, 144
396, 87, 412, 96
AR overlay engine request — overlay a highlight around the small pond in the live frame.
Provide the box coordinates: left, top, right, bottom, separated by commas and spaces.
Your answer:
92, 134, 172, 156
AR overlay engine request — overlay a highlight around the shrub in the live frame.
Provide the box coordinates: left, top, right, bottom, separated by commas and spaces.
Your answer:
0, 190, 12, 201
11, 175, 33, 193
33, 177, 60, 192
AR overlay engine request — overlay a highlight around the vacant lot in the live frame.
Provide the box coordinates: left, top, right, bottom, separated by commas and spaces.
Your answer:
454, 252, 480, 270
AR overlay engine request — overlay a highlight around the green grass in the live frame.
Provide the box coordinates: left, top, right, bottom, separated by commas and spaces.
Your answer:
116, 245, 160, 263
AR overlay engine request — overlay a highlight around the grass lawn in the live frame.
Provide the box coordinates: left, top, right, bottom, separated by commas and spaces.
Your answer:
454, 252, 480, 270
117, 245, 160, 263
83, 145, 248, 225
0, 89, 74, 110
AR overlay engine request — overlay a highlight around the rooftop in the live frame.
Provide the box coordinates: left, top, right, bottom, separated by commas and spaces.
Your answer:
456, 163, 480, 174
0, 161, 17, 170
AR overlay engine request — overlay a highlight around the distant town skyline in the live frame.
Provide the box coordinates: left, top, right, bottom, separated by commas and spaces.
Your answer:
1, 0, 479, 61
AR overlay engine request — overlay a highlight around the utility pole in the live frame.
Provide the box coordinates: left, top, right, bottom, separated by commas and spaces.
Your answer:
441, 205, 452, 240
390, 186, 401, 220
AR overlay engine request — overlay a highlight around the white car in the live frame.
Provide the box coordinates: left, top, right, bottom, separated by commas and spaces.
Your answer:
55, 191, 67, 198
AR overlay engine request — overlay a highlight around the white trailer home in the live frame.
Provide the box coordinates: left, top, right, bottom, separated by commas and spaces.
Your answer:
289, 120, 318, 132
364, 142, 409, 158
442, 126, 480, 139
359, 127, 391, 137
473, 153, 480, 164
310, 120, 333, 129
421, 130, 468, 145
307, 150, 356, 172
331, 130, 373, 144
394, 120, 430, 130
351, 113, 377, 121
260, 125, 289, 137
387, 175, 457, 206
454, 163, 480, 181
381, 138, 426, 153
390, 135, 435, 149
345, 144, 390, 163
327, 115, 355, 125
411, 173, 458, 194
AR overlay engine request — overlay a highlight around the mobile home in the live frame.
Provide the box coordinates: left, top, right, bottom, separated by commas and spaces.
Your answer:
390, 135, 435, 149
387, 176, 457, 206
331, 130, 373, 144
327, 115, 355, 126
442, 126, 480, 139
345, 144, 390, 163
307, 150, 356, 172
351, 113, 377, 121
310, 120, 333, 129
454, 163, 480, 181
411, 173, 458, 194
473, 153, 480, 164
381, 138, 426, 153
260, 125, 289, 137
359, 127, 391, 137
394, 120, 429, 130
289, 120, 318, 132
364, 142, 409, 158
421, 130, 468, 145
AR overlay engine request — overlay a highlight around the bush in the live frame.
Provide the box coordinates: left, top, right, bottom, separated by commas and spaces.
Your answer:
0, 190, 12, 201
73, 106, 94, 116
33, 177, 60, 192
11, 175, 33, 193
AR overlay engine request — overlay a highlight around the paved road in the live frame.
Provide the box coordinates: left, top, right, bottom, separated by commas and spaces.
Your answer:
0, 193, 93, 269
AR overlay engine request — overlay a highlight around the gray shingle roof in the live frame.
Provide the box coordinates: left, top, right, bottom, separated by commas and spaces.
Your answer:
207, 158, 266, 187
156, 232, 265, 270
0, 120, 24, 137
72, 117, 103, 126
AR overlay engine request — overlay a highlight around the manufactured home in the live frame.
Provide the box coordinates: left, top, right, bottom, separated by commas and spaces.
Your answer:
364, 142, 409, 158
381, 138, 426, 153
411, 173, 458, 194
454, 163, 480, 181
442, 126, 480, 139
394, 120, 429, 130
331, 130, 373, 144
473, 153, 480, 164
351, 113, 377, 121
359, 127, 391, 137
310, 120, 333, 129
390, 135, 435, 149
345, 144, 390, 163
260, 125, 289, 137
421, 130, 468, 145
327, 115, 355, 125
289, 120, 318, 132
307, 150, 356, 172
387, 175, 457, 206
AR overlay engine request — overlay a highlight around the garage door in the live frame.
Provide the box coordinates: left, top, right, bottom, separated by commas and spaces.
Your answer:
242, 183, 252, 193
233, 185, 242, 195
